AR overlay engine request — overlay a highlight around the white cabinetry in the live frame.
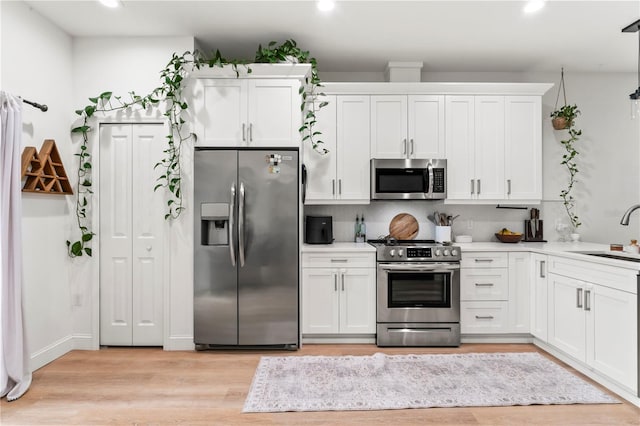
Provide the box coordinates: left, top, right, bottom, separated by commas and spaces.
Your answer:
193, 78, 301, 147
301, 251, 376, 335
370, 95, 444, 159
460, 251, 530, 334
547, 256, 638, 393
445, 95, 541, 202
530, 253, 548, 341
303, 95, 370, 204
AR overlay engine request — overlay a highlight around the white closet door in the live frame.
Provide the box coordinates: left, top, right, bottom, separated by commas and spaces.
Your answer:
100, 123, 165, 346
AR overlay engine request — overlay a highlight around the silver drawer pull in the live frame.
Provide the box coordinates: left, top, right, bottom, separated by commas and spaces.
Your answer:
475, 315, 495, 320
475, 283, 494, 287
474, 259, 494, 263
331, 259, 348, 263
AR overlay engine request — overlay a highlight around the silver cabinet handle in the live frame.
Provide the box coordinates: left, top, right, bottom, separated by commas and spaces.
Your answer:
238, 182, 246, 267
332, 179, 335, 195
475, 315, 494, 320
576, 287, 583, 308
475, 283, 494, 287
338, 179, 342, 195
410, 139, 415, 155
334, 274, 338, 291
540, 260, 546, 278
474, 258, 493, 263
331, 259, 348, 263
248, 123, 253, 142
477, 179, 481, 195
470, 179, 475, 195
584, 290, 591, 311
242, 123, 246, 142
341, 273, 345, 291
507, 179, 512, 195
229, 183, 237, 266
402, 139, 407, 155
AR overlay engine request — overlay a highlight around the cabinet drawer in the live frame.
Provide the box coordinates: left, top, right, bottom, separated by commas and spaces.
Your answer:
460, 301, 509, 333
302, 252, 375, 268
548, 255, 638, 294
461, 252, 508, 268
460, 269, 508, 300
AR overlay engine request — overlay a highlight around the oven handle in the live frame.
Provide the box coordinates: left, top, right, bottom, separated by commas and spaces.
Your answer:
378, 263, 460, 272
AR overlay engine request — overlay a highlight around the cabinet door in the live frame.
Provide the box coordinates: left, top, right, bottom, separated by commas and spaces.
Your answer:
194, 79, 247, 146
445, 96, 475, 199
474, 96, 505, 200
339, 268, 376, 333
301, 268, 340, 334
508, 252, 530, 333
303, 96, 337, 203
248, 79, 300, 146
530, 253, 548, 341
370, 95, 407, 159
587, 284, 638, 391
505, 96, 542, 200
336, 96, 371, 202
547, 273, 586, 361
408, 95, 445, 158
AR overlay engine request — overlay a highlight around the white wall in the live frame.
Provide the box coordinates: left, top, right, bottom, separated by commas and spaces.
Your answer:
313, 70, 640, 244
1, 1, 75, 370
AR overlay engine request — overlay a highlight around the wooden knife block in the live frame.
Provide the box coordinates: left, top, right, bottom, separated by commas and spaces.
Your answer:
524, 219, 545, 242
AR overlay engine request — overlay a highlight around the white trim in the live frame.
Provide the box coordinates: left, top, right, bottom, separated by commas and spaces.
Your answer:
321, 82, 553, 96
30, 335, 73, 371
189, 63, 311, 80
302, 335, 376, 344
72, 333, 97, 351
461, 334, 533, 344
164, 336, 196, 351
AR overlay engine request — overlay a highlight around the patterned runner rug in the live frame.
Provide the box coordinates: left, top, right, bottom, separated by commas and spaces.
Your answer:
243, 352, 619, 412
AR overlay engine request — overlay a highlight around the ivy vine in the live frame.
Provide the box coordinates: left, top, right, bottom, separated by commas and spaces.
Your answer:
66, 40, 326, 257
555, 105, 582, 230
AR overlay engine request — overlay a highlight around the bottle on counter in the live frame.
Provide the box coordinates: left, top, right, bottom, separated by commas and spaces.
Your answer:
360, 214, 367, 242
354, 214, 361, 242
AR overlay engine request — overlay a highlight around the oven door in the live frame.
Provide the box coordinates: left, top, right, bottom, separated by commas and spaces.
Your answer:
377, 262, 460, 323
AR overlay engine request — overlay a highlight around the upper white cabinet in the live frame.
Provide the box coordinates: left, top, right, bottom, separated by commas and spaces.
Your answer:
303, 95, 371, 204
193, 79, 300, 147
445, 95, 542, 203
370, 95, 444, 159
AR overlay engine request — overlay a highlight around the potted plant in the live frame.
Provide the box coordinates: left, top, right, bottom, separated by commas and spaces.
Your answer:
550, 104, 580, 130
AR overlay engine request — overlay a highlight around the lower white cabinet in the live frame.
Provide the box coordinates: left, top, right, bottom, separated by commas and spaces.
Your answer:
530, 253, 548, 341
460, 251, 529, 334
302, 252, 376, 334
547, 256, 638, 393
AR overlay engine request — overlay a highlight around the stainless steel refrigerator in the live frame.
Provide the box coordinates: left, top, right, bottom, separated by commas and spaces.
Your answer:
194, 148, 299, 349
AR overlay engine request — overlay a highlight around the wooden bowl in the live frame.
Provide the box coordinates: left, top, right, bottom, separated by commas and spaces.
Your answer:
495, 233, 523, 243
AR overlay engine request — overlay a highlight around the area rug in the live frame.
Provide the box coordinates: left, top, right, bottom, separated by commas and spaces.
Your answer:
242, 352, 619, 412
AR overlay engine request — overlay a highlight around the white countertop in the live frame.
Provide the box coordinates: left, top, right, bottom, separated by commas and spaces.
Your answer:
302, 242, 376, 252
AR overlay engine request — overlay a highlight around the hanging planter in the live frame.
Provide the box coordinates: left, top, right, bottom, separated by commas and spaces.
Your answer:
550, 68, 580, 130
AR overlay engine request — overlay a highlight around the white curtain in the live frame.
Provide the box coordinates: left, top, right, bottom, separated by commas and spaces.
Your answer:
0, 91, 31, 401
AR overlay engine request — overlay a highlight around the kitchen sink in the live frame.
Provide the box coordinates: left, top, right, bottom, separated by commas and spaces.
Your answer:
571, 251, 640, 263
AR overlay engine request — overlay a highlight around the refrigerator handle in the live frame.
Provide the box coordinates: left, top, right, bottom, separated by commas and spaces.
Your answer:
239, 182, 246, 267
229, 183, 237, 266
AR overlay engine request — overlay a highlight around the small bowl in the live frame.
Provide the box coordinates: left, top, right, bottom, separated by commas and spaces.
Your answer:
495, 233, 523, 243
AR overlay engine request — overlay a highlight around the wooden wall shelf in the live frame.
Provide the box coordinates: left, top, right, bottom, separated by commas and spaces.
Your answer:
21, 139, 73, 194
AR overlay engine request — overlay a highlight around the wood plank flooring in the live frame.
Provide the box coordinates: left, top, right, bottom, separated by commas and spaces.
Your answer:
2, 344, 639, 425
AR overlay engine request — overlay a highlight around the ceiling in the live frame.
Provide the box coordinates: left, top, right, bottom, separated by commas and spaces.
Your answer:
20, 0, 640, 74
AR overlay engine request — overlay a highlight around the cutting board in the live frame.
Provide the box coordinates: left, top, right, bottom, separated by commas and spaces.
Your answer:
389, 213, 419, 240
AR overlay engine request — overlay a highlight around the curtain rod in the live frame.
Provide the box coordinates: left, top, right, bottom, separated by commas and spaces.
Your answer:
22, 98, 48, 112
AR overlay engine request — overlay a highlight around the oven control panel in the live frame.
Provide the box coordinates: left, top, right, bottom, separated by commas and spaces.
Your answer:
407, 247, 432, 258
380, 245, 461, 261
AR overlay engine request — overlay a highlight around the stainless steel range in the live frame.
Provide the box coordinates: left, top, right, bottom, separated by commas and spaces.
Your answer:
370, 238, 461, 347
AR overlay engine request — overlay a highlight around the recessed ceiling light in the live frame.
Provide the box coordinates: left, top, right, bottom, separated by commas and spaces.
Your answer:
98, 0, 121, 8
317, 0, 335, 12
524, 0, 545, 14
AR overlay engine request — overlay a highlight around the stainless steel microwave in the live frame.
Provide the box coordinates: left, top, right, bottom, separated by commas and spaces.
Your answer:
371, 159, 447, 200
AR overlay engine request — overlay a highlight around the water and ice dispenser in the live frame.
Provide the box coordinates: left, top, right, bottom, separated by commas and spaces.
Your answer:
200, 203, 230, 246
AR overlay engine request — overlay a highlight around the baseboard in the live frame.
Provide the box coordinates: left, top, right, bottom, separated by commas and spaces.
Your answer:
73, 333, 98, 351
165, 335, 195, 351
302, 335, 376, 344
30, 334, 74, 371
461, 334, 533, 344
534, 339, 640, 408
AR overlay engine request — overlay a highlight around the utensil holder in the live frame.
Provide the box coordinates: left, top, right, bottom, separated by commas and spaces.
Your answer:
435, 226, 452, 243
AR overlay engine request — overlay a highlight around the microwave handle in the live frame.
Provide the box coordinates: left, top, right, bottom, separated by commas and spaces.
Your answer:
427, 163, 434, 195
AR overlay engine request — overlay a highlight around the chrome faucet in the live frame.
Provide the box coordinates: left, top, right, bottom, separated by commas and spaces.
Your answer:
620, 204, 640, 225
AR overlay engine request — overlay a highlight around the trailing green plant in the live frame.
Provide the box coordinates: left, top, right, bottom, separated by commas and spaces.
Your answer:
557, 106, 582, 231
550, 104, 580, 130
67, 41, 326, 257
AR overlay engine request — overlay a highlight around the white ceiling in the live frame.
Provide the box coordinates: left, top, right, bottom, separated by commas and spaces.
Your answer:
20, 0, 640, 74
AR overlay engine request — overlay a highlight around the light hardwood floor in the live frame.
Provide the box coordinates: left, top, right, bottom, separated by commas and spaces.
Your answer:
2, 344, 639, 425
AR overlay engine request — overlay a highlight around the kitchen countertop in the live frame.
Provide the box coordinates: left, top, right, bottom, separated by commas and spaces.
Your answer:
302, 242, 376, 252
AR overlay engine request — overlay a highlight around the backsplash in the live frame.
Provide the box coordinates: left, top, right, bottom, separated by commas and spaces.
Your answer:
304, 201, 562, 243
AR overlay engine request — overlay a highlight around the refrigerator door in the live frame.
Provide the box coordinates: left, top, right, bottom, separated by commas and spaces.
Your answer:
194, 149, 239, 345
237, 149, 299, 346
